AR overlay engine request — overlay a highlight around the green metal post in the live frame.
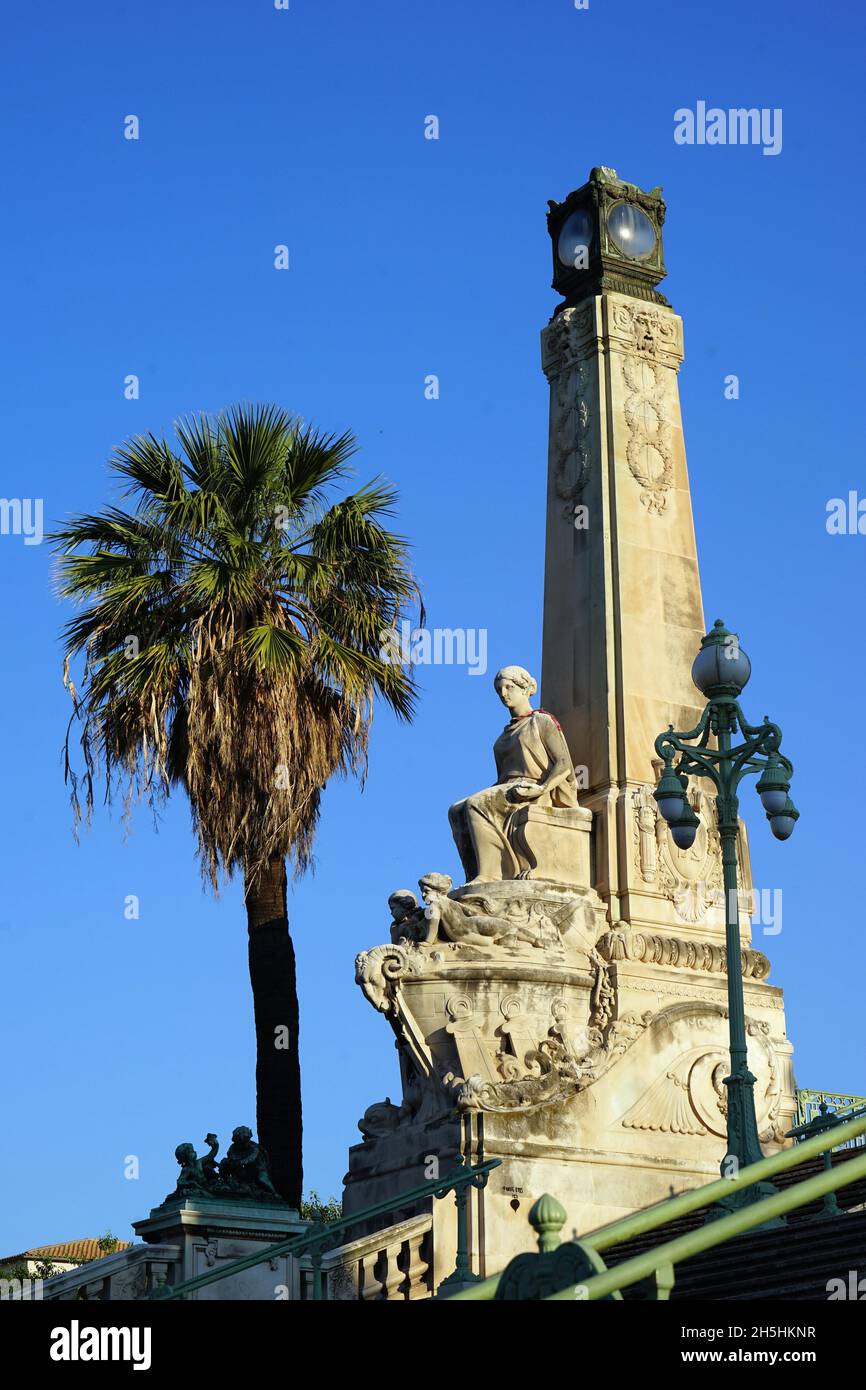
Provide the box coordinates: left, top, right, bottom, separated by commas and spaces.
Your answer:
819, 1144, 841, 1218
653, 622, 797, 1225
453, 1186, 473, 1282
787, 1101, 843, 1220
712, 778, 780, 1221
437, 1156, 488, 1292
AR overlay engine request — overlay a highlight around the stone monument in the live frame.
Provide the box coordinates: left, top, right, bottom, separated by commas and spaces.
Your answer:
342, 169, 796, 1284
131, 1128, 306, 1300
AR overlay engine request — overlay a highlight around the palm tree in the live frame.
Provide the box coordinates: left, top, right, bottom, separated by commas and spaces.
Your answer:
52, 403, 420, 1207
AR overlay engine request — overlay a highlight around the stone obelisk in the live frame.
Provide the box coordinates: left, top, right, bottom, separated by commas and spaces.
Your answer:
542, 166, 742, 939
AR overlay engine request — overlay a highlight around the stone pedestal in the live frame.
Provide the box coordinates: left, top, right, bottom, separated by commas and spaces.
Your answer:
134, 1200, 306, 1300
508, 804, 592, 885
345, 878, 796, 1280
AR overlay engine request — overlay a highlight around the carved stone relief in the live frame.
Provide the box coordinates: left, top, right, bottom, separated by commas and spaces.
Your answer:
609, 301, 683, 368
356, 942, 422, 1015
624, 976, 785, 1010
541, 303, 595, 376
456, 998, 587, 1115
632, 782, 755, 927
621, 1019, 783, 1143
634, 785, 658, 884
621, 353, 674, 514
552, 358, 591, 516
637, 782, 725, 920
599, 925, 770, 980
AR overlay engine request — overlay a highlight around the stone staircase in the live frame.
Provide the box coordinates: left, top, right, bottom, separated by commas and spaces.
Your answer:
603, 1145, 866, 1301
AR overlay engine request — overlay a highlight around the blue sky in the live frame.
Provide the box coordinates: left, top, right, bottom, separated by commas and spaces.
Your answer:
2, 0, 865, 1253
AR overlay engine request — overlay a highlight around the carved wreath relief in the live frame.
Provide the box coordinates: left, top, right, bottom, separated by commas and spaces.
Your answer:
633, 783, 730, 924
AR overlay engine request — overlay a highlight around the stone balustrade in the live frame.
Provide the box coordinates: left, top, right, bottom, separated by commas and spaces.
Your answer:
28, 1214, 435, 1302
318, 1213, 433, 1301
30, 1243, 180, 1301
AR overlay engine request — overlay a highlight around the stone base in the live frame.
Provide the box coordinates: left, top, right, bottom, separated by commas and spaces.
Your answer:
508, 803, 593, 886
348, 873, 796, 1283
134, 1200, 306, 1300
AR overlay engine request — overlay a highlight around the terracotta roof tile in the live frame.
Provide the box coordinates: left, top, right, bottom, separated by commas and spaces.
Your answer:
21, 1238, 131, 1264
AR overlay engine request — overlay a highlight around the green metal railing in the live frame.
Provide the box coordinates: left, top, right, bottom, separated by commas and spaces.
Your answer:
786, 1097, 866, 1217
446, 1111, 866, 1302
145, 1108, 866, 1301
146, 1155, 500, 1300
796, 1089, 866, 1147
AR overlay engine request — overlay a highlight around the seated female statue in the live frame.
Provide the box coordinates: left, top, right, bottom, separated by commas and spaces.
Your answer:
448, 665, 577, 884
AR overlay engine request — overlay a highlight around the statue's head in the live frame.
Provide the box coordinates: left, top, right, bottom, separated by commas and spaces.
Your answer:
175, 1143, 196, 1167
388, 890, 417, 922
494, 665, 537, 714
418, 872, 453, 904
231, 1126, 253, 1147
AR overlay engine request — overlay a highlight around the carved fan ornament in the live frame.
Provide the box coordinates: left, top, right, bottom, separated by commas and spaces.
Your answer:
621, 1061, 707, 1137
621, 1026, 783, 1142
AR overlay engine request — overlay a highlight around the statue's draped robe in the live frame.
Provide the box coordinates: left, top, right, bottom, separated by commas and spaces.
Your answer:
449, 711, 577, 881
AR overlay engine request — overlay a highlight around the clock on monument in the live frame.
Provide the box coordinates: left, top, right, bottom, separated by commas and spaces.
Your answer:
547, 166, 668, 309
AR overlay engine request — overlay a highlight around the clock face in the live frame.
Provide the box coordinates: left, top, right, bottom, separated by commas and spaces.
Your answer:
607, 202, 656, 259
556, 209, 593, 270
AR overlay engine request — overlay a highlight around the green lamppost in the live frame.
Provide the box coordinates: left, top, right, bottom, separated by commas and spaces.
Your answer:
653, 620, 799, 1216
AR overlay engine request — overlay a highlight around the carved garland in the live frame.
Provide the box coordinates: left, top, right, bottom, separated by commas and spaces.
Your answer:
553, 359, 591, 515
621, 353, 673, 513
611, 302, 679, 514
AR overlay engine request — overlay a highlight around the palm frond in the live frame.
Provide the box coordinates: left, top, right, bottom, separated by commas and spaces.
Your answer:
52, 402, 422, 885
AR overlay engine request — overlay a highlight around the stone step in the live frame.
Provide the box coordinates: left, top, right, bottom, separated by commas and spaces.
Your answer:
602, 1145, 866, 1301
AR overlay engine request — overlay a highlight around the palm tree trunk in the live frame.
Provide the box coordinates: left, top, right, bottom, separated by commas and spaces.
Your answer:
244, 856, 302, 1208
